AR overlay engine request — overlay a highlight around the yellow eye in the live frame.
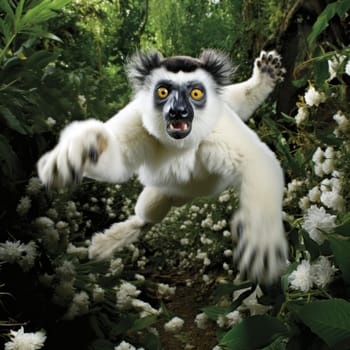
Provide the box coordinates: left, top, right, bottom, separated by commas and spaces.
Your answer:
190, 88, 204, 100
157, 87, 169, 99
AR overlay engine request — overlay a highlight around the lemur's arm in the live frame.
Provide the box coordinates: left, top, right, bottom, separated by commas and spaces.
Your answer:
222, 51, 285, 121
37, 101, 154, 188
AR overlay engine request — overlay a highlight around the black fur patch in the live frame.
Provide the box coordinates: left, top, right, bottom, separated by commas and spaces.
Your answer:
127, 49, 234, 91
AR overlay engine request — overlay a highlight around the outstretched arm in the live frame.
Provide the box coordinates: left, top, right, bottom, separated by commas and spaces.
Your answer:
199, 109, 288, 283
222, 50, 285, 121
37, 101, 154, 188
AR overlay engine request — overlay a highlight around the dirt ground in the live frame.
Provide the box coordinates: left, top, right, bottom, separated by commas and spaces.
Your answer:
156, 274, 218, 350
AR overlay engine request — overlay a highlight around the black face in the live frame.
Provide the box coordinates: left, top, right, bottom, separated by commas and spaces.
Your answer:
154, 80, 206, 139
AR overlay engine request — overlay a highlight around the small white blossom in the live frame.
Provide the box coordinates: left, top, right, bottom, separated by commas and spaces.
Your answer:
304, 86, 326, 107
217, 310, 243, 329
5, 327, 46, 350
288, 260, 313, 292
308, 186, 321, 203
333, 111, 349, 136
131, 299, 160, 317
92, 284, 105, 303
345, 59, 350, 76
63, 290, 90, 320
194, 312, 210, 329
164, 316, 184, 333
108, 258, 124, 276
302, 205, 336, 244
320, 190, 344, 212
158, 283, 176, 298
311, 256, 337, 288
116, 281, 141, 310
312, 147, 324, 164
295, 107, 309, 126
45, 117, 56, 128
0, 240, 37, 271
26, 177, 43, 195
328, 54, 346, 80
16, 196, 32, 216
114, 341, 137, 350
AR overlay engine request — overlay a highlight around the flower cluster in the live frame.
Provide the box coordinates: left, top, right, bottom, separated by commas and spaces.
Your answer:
288, 257, 337, 292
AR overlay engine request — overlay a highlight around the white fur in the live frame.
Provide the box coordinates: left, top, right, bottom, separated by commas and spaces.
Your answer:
37, 51, 287, 284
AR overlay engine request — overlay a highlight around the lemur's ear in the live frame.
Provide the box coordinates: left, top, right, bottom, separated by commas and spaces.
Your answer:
199, 49, 234, 86
127, 50, 163, 90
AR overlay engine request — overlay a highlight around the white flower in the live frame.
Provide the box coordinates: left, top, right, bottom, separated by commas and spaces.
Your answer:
311, 256, 337, 288
52, 280, 75, 305
16, 196, 31, 216
320, 190, 344, 212
304, 86, 326, 107
302, 205, 336, 244
312, 147, 324, 164
131, 299, 160, 317
345, 59, 350, 76
46, 117, 56, 128
308, 186, 321, 203
328, 54, 346, 80
195, 312, 210, 329
288, 260, 313, 292
333, 111, 349, 136
26, 177, 43, 195
66, 243, 88, 259
92, 284, 105, 303
225, 310, 242, 327
158, 283, 176, 298
5, 327, 46, 350
164, 316, 184, 333
115, 281, 141, 310
56, 260, 76, 280
295, 107, 309, 126
63, 290, 90, 320
298, 196, 310, 211
0, 240, 37, 271
219, 192, 231, 202
108, 258, 124, 276
114, 341, 137, 350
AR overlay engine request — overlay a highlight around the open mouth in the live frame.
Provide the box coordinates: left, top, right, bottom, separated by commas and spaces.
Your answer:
166, 120, 191, 139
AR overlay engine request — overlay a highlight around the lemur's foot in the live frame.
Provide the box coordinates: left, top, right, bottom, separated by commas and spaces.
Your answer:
88, 216, 145, 260
255, 50, 286, 84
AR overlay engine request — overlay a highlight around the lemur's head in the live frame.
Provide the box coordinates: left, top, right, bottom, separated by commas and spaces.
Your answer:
127, 50, 233, 148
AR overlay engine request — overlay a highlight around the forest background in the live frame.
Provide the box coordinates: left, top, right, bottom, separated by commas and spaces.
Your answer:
1, 0, 350, 349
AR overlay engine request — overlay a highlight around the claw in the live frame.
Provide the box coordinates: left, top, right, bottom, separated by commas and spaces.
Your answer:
237, 222, 243, 239
89, 148, 99, 163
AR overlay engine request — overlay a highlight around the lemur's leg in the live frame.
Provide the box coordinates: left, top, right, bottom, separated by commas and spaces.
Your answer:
88, 187, 187, 259
222, 50, 286, 121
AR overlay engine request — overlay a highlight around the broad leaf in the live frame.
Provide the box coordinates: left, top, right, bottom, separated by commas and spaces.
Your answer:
291, 299, 350, 349
219, 315, 288, 349
329, 237, 350, 284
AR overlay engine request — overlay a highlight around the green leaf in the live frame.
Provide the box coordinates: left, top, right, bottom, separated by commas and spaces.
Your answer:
219, 315, 288, 350
335, 215, 350, 237
302, 230, 320, 260
202, 305, 230, 321
0, 106, 27, 134
308, 0, 350, 45
329, 236, 350, 284
291, 299, 350, 349
132, 315, 158, 331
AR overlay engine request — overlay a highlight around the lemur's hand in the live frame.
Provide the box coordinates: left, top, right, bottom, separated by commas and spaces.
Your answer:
232, 207, 288, 285
37, 119, 109, 188
253, 50, 286, 86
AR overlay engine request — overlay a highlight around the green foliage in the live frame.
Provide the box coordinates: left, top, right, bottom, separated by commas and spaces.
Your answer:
219, 315, 288, 350
308, 0, 350, 45
291, 299, 350, 349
